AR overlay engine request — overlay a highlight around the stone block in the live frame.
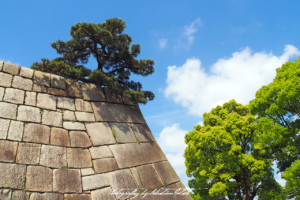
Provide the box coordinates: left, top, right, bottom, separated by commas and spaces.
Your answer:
63, 122, 86, 130
130, 123, 156, 142
75, 99, 93, 112
153, 161, 180, 185
30, 193, 63, 200
0, 61, 3, 71
51, 74, 66, 90
64, 194, 91, 200
37, 93, 57, 111
164, 182, 193, 200
19, 67, 34, 79
32, 84, 47, 93
70, 131, 92, 148
53, 169, 82, 193
67, 148, 92, 168
50, 128, 70, 147
135, 164, 163, 190
17, 105, 41, 122
7, 120, 24, 141
130, 167, 142, 188
0, 140, 18, 162
86, 122, 116, 146
91, 102, 146, 123
0, 163, 26, 189
82, 174, 109, 191
66, 79, 82, 98
57, 96, 75, 110
40, 145, 67, 168
75, 112, 95, 122
103, 87, 123, 104
12, 76, 33, 91
11, 190, 30, 200
33, 71, 50, 87
0, 118, 10, 139
16, 143, 41, 165
23, 123, 50, 144
26, 166, 53, 192
109, 122, 136, 143
48, 88, 67, 96
0, 189, 12, 200
0, 102, 17, 119
3, 88, 25, 104
89, 146, 113, 159
91, 187, 116, 200
81, 168, 95, 176
3, 62, 20, 75
123, 96, 138, 106
93, 158, 119, 174
0, 86, 4, 101
81, 83, 106, 101
25, 91, 36, 106
0, 72, 13, 87
63, 110, 76, 121
42, 110, 62, 127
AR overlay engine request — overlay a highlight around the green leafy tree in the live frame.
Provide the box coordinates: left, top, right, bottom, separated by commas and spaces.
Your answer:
184, 100, 284, 200
282, 160, 300, 199
31, 18, 155, 104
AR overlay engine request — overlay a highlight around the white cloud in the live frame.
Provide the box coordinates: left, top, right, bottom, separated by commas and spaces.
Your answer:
164, 45, 300, 117
184, 18, 201, 36
159, 38, 168, 48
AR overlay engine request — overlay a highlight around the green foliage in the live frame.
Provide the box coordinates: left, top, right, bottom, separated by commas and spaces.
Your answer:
31, 18, 155, 104
282, 160, 300, 199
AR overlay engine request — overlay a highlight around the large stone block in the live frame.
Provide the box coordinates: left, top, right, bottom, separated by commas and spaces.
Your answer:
64, 194, 91, 200
130, 123, 156, 142
17, 105, 41, 122
51, 74, 66, 90
123, 96, 138, 106
75, 99, 93, 112
67, 148, 92, 168
70, 131, 92, 148
103, 87, 123, 104
130, 167, 142, 188
63, 122, 86, 130
16, 142, 41, 165
42, 110, 62, 127
89, 146, 113, 159
0, 72, 13, 87
0, 189, 11, 200
66, 79, 82, 98
109, 122, 137, 143
0, 118, 10, 139
81, 168, 95, 176
3, 62, 20, 75
165, 182, 193, 200
63, 110, 76, 121
23, 123, 50, 144
33, 71, 50, 87
86, 122, 116, 146
0, 163, 26, 189
25, 91, 36, 106
57, 96, 75, 111
3, 88, 25, 104
32, 84, 47, 93
0, 140, 18, 162
91, 102, 146, 123
153, 161, 180, 186
26, 166, 53, 192
50, 128, 70, 147
81, 83, 106, 101
7, 120, 24, 141
30, 193, 63, 200
75, 112, 95, 122
48, 88, 67, 96
135, 164, 163, 190
0, 86, 4, 101
37, 93, 57, 111
0, 102, 17, 119
93, 158, 119, 174
11, 190, 30, 200
53, 169, 82, 193
40, 145, 67, 168
19, 67, 34, 79
12, 75, 33, 91
91, 187, 116, 200
82, 174, 109, 191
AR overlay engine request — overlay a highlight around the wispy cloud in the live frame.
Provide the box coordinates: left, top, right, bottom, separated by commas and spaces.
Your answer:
159, 38, 168, 49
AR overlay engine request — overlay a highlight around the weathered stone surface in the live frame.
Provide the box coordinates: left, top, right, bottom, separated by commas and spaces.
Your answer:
16, 143, 41, 165
25, 91, 36, 106
57, 97, 75, 110
0, 118, 10, 139
81, 168, 95, 176
0, 72, 13, 87
33, 71, 50, 87
75, 112, 95, 122
67, 148, 92, 168
17, 105, 41, 122
70, 131, 92, 148
130, 167, 142, 188
75, 99, 93, 112
153, 161, 180, 185
167, 182, 193, 200
135, 164, 163, 190
51, 74, 66, 90
30, 193, 63, 200
0, 140, 18, 162
3, 62, 20, 75
0, 189, 11, 200
91, 187, 116, 200
40, 145, 67, 168
32, 84, 47, 93
19, 67, 34, 79
66, 79, 82, 98
110, 122, 137, 143
37, 93, 57, 111
0, 163, 26, 189
3, 88, 25, 104
89, 146, 113, 159
11, 190, 30, 200
7, 120, 24, 141
0, 61, 3, 71
0, 102, 17, 119
93, 158, 119, 174
63, 122, 86, 130
48, 88, 67, 96
92, 102, 146, 123
42, 110, 62, 127
82, 174, 109, 191
53, 169, 82, 193
50, 128, 70, 147
130, 123, 156, 142
26, 166, 53, 192
12, 76, 33, 91
63, 110, 76, 121
86, 123, 115, 146
0, 86, 4, 101
104, 87, 123, 104
123, 96, 138, 106
81, 83, 106, 101
23, 123, 50, 144
64, 194, 91, 200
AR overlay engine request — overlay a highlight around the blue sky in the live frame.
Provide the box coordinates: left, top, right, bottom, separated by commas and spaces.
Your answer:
1, 0, 300, 190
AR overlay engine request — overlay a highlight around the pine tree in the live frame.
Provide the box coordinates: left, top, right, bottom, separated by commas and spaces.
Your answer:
31, 18, 155, 104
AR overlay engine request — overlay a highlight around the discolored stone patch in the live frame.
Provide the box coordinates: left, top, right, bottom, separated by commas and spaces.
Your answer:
67, 148, 92, 168
0, 140, 18, 162
82, 174, 109, 191
19, 67, 34, 79
25, 91, 37, 106
3, 62, 20, 75
63, 110, 76, 121
16, 142, 41, 165
30, 193, 63, 200
153, 161, 180, 186
75, 112, 95, 122
48, 88, 67, 96
109, 122, 137, 143
51, 74, 66, 90
37, 93, 57, 111
23, 123, 50, 144
33, 71, 50, 87
86, 123, 115, 146
32, 84, 47, 93
42, 110, 62, 127
0, 163, 26, 189
64, 194, 91, 200
75, 99, 93, 112
103, 87, 123, 104
12, 75, 33, 91
7, 120, 24, 141
0, 72, 13, 87
93, 158, 119, 174
130, 123, 156, 142
57, 96, 75, 111
66, 79, 82, 98
91, 187, 116, 200
135, 164, 163, 190
17, 105, 41, 122
63, 122, 86, 130
11, 190, 30, 200
0, 86, 4, 101
81, 83, 106, 101
70, 131, 92, 148
40, 145, 67, 168
3, 88, 24, 104
89, 146, 113, 159
0, 118, 10, 139
53, 169, 82, 193
50, 128, 70, 147
26, 166, 53, 192
81, 168, 95, 176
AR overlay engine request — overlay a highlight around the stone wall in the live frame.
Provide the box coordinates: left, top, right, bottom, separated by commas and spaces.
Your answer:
0, 61, 192, 200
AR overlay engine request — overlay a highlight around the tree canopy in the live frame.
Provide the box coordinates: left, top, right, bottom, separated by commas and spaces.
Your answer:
31, 18, 155, 104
